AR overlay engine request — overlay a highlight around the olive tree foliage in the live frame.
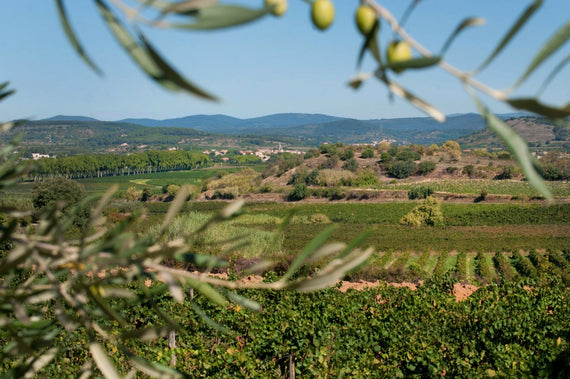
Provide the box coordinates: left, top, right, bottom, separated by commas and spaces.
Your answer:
0, 0, 568, 376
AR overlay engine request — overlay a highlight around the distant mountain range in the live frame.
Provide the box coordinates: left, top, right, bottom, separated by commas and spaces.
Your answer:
4, 112, 561, 156
41, 112, 489, 145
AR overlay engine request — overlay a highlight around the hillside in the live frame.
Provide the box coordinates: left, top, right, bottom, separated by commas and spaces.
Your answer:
3, 120, 309, 156
458, 117, 569, 151
117, 113, 488, 145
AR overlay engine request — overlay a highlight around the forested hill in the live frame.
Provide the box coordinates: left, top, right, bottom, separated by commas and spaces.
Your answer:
118, 113, 487, 144
458, 117, 570, 151
2, 120, 308, 156
2, 120, 213, 155
28, 112, 490, 146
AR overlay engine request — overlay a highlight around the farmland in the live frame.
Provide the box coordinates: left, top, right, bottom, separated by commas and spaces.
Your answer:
2, 155, 570, 377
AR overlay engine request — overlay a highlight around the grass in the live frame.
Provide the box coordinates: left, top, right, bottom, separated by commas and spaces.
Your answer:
384, 179, 570, 198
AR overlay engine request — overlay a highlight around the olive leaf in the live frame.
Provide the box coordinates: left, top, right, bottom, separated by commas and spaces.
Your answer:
95, 0, 218, 100
506, 98, 570, 119
513, 20, 570, 88
55, 0, 102, 75
377, 74, 446, 122
280, 225, 338, 282
160, 0, 218, 16
168, 4, 271, 30
537, 54, 570, 96
440, 17, 485, 56
357, 20, 382, 69
133, 0, 177, 12
0, 82, 15, 102
473, 0, 543, 74
90, 342, 121, 379
384, 56, 441, 71
468, 88, 552, 200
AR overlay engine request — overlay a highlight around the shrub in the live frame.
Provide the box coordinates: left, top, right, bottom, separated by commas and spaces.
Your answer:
446, 166, 458, 174
303, 148, 319, 159
316, 169, 355, 187
474, 188, 488, 203
396, 148, 421, 162
408, 185, 434, 200
462, 164, 475, 178
496, 151, 512, 160
388, 160, 416, 179
354, 168, 378, 187
141, 187, 153, 202
32, 177, 89, 227
320, 155, 339, 169
165, 184, 180, 198
288, 183, 309, 201
211, 187, 239, 200
342, 158, 359, 172
400, 197, 444, 227
379, 152, 392, 164
341, 149, 355, 161
288, 167, 309, 185
360, 148, 374, 159
495, 165, 515, 180
320, 143, 338, 156
416, 161, 436, 175
309, 213, 331, 224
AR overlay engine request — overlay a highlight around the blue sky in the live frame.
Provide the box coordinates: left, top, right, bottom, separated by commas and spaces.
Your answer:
1, 0, 568, 121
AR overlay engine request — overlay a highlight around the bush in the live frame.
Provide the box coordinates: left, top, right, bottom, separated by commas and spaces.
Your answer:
288, 183, 309, 201
496, 151, 512, 160
303, 148, 319, 159
360, 148, 374, 159
379, 152, 392, 164
320, 143, 338, 156
400, 197, 444, 227
341, 149, 355, 161
462, 164, 475, 178
388, 160, 416, 179
306, 169, 320, 186
342, 157, 359, 172
408, 185, 434, 200
320, 155, 339, 169
396, 148, 421, 162
446, 166, 459, 174
141, 187, 153, 202
495, 165, 515, 180
211, 187, 239, 199
354, 168, 378, 187
32, 177, 89, 227
416, 161, 436, 175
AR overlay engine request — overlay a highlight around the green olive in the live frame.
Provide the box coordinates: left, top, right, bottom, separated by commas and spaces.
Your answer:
355, 5, 377, 36
311, 0, 335, 31
386, 40, 412, 73
265, 0, 287, 17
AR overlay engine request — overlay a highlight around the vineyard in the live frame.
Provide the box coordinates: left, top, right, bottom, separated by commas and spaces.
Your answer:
18, 277, 569, 378
346, 249, 570, 285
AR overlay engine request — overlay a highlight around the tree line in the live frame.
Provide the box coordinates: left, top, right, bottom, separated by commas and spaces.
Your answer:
29, 150, 209, 180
